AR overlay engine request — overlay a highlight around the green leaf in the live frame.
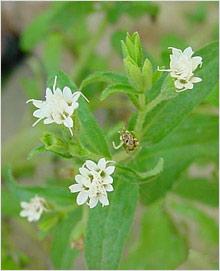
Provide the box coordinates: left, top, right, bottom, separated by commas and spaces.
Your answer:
121, 201, 188, 269
20, 7, 56, 51
80, 71, 128, 90
51, 209, 82, 269
21, 78, 41, 99
106, 2, 159, 24
122, 32, 143, 67
205, 84, 218, 106
3, 167, 73, 207
124, 57, 144, 91
77, 100, 111, 158
100, 83, 139, 101
41, 133, 72, 158
20, 2, 93, 51
173, 176, 218, 207
143, 42, 219, 144
27, 145, 45, 160
168, 198, 218, 247
111, 30, 127, 56
117, 157, 164, 182
42, 33, 63, 74
85, 173, 138, 269
142, 58, 153, 91
39, 213, 60, 233
133, 114, 218, 204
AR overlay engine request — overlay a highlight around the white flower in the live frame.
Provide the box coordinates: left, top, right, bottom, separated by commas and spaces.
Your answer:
20, 195, 47, 222
69, 158, 115, 208
158, 46, 203, 92
27, 76, 89, 135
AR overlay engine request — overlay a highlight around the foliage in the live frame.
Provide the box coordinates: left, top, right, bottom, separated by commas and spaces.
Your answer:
2, 2, 218, 270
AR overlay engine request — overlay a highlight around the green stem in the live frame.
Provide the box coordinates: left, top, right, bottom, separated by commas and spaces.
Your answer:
73, 16, 108, 84
134, 93, 164, 138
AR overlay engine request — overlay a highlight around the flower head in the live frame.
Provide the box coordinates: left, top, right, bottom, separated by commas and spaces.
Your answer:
27, 76, 89, 135
69, 158, 115, 208
158, 47, 202, 92
20, 195, 47, 222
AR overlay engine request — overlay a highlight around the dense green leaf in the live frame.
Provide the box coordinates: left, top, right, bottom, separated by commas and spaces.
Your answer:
3, 167, 73, 207
205, 84, 218, 106
20, 6, 56, 51
21, 78, 41, 99
121, 201, 188, 269
106, 2, 159, 24
80, 71, 128, 90
20, 2, 93, 51
41, 133, 72, 158
173, 176, 218, 207
43, 33, 63, 74
77, 99, 111, 158
85, 172, 138, 269
143, 42, 218, 144
111, 30, 127, 56
124, 57, 145, 91
51, 209, 82, 269
100, 83, 139, 101
168, 198, 218, 247
132, 114, 218, 204
27, 145, 45, 160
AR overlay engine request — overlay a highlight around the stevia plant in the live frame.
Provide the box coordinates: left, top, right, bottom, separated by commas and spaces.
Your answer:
3, 30, 218, 270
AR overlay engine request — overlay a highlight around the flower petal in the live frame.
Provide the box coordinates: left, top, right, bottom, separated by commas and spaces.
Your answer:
72, 92, 81, 103
191, 76, 202, 83
105, 184, 114, 192
69, 184, 82, 193
20, 201, 29, 208
44, 117, 54, 124
174, 80, 184, 89
54, 88, 62, 96
105, 166, 115, 175
85, 160, 98, 171
103, 175, 113, 184
76, 191, 89, 205
183, 47, 193, 57
98, 158, 106, 170
33, 109, 45, 118
46, 88, 53, 98
32, 100, 44, 108
184, 81, 194, 90
192, 56, 203, 71
79, 166, 90, 176
88, 197, 98, 208
99, 194, 109, 206
75, 174, 85, 184
169, 47, 182, 56
63, 87, 73, 100
20, 210, 29, 217
63, 117, 73, 128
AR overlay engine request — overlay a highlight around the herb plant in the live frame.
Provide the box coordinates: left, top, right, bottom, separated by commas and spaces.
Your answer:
2, 2, 218, 270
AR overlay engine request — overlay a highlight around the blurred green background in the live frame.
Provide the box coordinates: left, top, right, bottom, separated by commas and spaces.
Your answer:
1, 1, 218, 270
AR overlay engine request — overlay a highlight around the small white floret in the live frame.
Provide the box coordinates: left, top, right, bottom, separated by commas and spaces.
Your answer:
27, 76, 89, 135
20, 195, 47, 222
158, 46, 203, 92
69, 158, 115, 208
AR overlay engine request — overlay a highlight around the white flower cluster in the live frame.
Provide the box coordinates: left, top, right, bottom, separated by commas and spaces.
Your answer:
27, 76, 88, 135
20, 195, 47, 222
69, 158, 115, 208
158, 47, 203, 92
